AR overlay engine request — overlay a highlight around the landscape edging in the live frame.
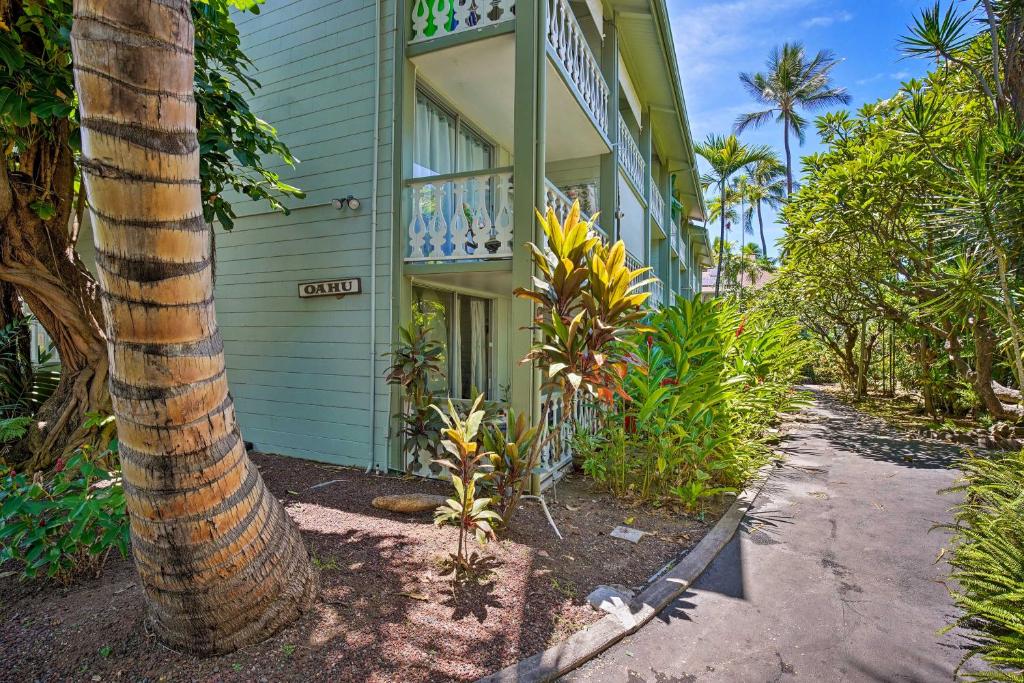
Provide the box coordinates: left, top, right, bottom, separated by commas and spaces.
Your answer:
476, 460, 778, 683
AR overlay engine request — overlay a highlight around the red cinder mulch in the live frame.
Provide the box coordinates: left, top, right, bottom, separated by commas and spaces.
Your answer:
1, 452, 725, 682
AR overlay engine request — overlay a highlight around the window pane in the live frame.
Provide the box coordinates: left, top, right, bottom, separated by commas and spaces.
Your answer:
458, 296, 490, 399
413, 92, 456, 177
411, 287, 451, 396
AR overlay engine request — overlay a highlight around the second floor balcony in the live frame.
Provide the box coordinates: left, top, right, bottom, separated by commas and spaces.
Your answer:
408, 0, 609, 141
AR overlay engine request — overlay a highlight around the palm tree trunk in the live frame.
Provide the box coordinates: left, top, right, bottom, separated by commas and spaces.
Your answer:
783, 118, 793, 196
756, 200, 767, 256
71, 0, 314, 655
714, 184, 726, 296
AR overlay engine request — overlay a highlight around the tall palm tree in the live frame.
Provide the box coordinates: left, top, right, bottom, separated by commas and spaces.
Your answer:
743, 157, 787, 256
695, 134, 774, 296
71, 0, 314, 655
735, 43, 851, 195
708, 197, 738, 294
732, 174, 754, 242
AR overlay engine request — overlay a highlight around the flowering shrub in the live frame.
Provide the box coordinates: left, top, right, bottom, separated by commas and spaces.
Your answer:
0, 450, 128, 583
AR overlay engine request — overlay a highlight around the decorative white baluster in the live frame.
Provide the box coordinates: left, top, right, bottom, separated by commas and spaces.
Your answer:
427, 182, 448, 257
498, 0, 514, 21
494, 175, 513, 256
651, 183, 665, 227
432, 0, 452, 36
469, 176, 491, 255
453, 0, 471, 32
411, 0, 430, 40
408, 185, 428, 259
450, 180, 469, 257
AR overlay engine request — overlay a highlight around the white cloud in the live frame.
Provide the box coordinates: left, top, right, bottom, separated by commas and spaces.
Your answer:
801, 11, 854, 29
855, 70, 912, 86
670, 0, 828, 95
669, 0, 824, 136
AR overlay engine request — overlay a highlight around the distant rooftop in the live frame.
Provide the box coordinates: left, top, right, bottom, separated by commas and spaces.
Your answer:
701, 267, 776, 292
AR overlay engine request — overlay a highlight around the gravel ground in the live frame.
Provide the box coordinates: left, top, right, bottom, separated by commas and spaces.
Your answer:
1, 452, 724, 682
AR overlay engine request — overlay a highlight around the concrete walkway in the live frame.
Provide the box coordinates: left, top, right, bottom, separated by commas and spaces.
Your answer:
568, 389, 972, 683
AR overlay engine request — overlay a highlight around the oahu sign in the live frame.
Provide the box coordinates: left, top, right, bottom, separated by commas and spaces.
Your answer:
297, 277, 362, 298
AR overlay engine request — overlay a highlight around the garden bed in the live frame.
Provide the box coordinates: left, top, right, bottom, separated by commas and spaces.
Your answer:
1, 452, 725, 682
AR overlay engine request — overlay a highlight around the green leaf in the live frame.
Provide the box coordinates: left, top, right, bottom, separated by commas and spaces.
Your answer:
29, 200, 56, 221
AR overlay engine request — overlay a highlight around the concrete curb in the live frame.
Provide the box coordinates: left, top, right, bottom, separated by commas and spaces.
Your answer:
476, 461, 778, 683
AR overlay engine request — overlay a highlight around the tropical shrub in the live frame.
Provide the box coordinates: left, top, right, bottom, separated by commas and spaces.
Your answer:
579, 297, 807, 510
386, 303, 446, 464
479, 409, 540, 525
431, 396, 502, 575
0, 448, 128, 583
505, 202, 649, 522
941, 450, 1024, 682
516, 203, 650, 410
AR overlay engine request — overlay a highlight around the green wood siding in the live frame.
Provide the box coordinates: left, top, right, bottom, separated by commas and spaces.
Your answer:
218, 0, 397, 467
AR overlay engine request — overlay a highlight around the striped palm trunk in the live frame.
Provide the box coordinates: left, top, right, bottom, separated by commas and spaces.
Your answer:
70, 0, 315, 654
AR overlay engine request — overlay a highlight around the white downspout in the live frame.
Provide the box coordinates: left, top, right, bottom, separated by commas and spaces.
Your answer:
366, 0, 384, 473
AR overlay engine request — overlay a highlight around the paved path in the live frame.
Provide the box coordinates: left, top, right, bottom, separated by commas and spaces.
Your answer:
568, 390, 972, 683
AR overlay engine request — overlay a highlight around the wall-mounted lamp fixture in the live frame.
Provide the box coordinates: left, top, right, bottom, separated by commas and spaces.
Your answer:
332, 195, 361, 211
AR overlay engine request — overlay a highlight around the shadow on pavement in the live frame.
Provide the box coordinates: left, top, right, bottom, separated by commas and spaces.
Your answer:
800, 390, 965, 470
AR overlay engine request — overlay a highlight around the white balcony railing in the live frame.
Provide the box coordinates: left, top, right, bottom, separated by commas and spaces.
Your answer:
410, 0, 516, 43
406, 168, 514, 262
625, 249, 661, 306
649, 278, 665, 308
404, 397, 509, 478
625, 249, 644, 274
540, 392, 603, 475
547, 0, 609, 134
617, 114, 645, 193
651, 184, 665, 228
544, 180, 607, 240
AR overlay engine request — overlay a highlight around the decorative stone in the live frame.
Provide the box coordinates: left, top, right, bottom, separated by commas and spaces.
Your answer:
610, 525, 646, 543
586, 584, 637, 626
371, 494, 448, 514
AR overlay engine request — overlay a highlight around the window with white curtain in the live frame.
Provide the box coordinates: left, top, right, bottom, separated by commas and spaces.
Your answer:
412, 287, 491, 401
413, 88, 494, 178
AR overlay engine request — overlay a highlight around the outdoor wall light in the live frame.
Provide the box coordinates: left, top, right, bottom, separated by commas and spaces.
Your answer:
332, 195, 361, 211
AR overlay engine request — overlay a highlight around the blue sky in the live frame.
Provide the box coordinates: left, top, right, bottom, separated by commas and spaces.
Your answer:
666, 0, 934, 257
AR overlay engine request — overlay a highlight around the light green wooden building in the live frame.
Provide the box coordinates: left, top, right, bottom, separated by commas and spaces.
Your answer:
185, 0, 712, 484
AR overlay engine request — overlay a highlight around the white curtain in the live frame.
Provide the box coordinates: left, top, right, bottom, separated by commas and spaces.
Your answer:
469, 299, 487, 396
413, 93, 455, 177
415, 90, 493, 177
457, 128, 491, 173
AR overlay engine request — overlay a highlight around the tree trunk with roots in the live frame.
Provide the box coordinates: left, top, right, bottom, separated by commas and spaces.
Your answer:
940, 313, 1023, 421
71, 0, 314, 654
0, 118, 111, 472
